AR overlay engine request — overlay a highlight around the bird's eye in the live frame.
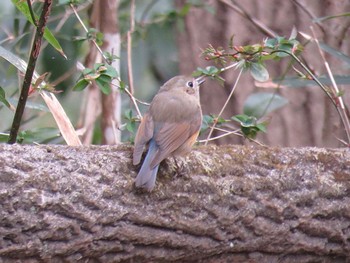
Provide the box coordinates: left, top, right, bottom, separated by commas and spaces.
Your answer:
186, 81, 193, 88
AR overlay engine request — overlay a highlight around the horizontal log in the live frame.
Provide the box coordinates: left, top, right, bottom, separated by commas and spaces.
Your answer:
0, 144, 349, 262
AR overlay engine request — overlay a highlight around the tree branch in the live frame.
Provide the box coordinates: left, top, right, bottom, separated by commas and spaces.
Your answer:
8, 0, 52, 144
0, 144, 349, 262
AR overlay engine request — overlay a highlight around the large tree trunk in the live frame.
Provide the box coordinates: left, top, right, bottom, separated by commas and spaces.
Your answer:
0, 144, 349, 262
177, 0, 350, 147
77, 0, 121, 145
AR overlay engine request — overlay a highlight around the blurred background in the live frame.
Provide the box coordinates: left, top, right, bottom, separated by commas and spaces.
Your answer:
0, 0, 349, 147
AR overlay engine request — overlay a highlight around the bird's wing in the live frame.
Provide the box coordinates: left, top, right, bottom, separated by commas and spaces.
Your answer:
133, 113, 154, 165
150, 121, 195, 168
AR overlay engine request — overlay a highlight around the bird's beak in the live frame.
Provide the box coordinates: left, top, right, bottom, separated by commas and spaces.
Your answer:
195, 76, 206, 86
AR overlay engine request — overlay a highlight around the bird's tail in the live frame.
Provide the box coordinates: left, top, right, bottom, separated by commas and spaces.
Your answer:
135, 140, 159, 191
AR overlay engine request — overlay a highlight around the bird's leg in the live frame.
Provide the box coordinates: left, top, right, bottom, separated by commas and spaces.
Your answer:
172, 156, 188, 178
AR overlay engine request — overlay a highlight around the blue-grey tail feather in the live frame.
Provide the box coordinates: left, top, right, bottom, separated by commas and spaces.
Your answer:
135, 140, 159, 191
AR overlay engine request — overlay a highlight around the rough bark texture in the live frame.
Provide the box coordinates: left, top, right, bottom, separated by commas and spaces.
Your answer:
0, 144, 350, 262
177, 0, 350, 147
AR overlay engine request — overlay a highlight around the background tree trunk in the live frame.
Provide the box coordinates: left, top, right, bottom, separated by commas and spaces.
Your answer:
77, 0, 121, 145
0, 144, 349, 262
177, 0, 350, 148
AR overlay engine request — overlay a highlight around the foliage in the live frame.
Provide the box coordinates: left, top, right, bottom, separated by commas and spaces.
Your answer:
73, 63, 118, 95
232, 114, 267, 140
12, 0, 66, 57
194, 35, 302, 140
195, 31, 350, 143
0, 1, 349, 146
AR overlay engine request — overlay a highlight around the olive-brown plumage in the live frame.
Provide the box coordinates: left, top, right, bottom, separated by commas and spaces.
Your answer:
133, 75, 204, 191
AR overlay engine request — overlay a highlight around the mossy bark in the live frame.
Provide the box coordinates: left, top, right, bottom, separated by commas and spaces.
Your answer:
0, 144, 349, 262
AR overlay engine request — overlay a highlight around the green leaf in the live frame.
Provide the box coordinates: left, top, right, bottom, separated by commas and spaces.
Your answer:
119, 80, 126, 92
7, 98, 50, 112
58, 0, 86, 5
0, 86, 11, 109
87, 28, 104, 46
103, 51, 120, 64
0, 45, 28, 74
243, 92, 288, 119
17, 127, 61, 144
264, 38, 278, 49
200, 114, 228, 133
0, 133, 9, 143
241, 126, 259, 139
123, 109, 137, 134
256, 122, 267, 133
201, 115, 214, 133
73, 79, 90, 91
179, 3, 191, 17
276, 75, 350, 87
194, 66, 220, 77
101, 65, 118, 78
232, 114, 257, 126
94, 64, 118, 78
126, 121, 136, 133
124, 109, 133, 120
93, 63, 104, 71
95, 78, 111, 95
11, 0, 66, 58
98, 74, 112, 83
84, 72, 101, 81
313, 12, 350, 23
81, 67, 92, 74
250, 62, 269, 82
319, 42, 350, 66
232, 114, 267, 139
276, 44, 294, 57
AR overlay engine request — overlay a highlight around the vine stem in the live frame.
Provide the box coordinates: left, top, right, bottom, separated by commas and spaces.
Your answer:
70, 4, 108, 64
8, 0, 52, 144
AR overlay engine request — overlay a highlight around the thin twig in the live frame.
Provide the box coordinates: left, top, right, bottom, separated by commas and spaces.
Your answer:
127, 0, 136, 95
8, 0, 53, 144
290, 0, 325, 34
271, 49, 337, 108
311, 27, 350, 143
111, 81, 143, 119
199, 126, 266, 146
215, 125, 266, 146
70, 4, 108, 63
50, 1, 91, 23
204, 68, 243, 145
220, 62, 239, 73
218, 0, 277, 37
123, 85, 143, 118
51, 66, 76, 87
272, 48, 350, 145
198, 130, 240, 143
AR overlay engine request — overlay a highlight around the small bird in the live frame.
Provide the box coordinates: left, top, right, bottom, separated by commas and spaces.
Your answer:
133, 75, 204, 191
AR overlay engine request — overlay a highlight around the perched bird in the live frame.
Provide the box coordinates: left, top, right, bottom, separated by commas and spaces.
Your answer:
133, 75, 204, 191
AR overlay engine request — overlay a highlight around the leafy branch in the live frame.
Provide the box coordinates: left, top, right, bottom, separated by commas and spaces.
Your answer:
195, 33, 350, 145
8, 0, 53, 144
